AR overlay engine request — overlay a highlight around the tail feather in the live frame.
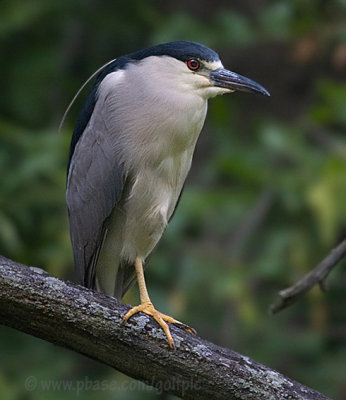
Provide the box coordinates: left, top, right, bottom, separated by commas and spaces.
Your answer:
95, 258, 137, 300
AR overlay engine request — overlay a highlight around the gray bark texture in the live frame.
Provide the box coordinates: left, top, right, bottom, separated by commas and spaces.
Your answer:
0, 255, 330, 400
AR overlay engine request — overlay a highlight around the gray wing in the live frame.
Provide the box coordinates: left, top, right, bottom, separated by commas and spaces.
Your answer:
67, 119, 125, 289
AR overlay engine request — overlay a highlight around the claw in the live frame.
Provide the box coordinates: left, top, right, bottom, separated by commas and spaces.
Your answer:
123, 301, 195, 348
172, 322, 197, 335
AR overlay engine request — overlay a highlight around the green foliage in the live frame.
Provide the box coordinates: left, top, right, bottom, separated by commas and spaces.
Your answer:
1, 0, 345, 399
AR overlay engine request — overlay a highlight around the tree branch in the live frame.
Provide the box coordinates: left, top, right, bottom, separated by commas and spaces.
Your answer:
270, 239, 346, 314
0, 255, 329, 399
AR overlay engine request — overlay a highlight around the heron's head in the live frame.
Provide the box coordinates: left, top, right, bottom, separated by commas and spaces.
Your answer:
119, 41, 270, 100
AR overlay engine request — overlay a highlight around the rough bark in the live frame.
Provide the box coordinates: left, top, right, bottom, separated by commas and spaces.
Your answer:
0, 255, 330, 400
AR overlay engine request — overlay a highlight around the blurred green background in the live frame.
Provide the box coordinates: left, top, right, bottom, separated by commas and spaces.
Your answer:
1, 0, 346, 399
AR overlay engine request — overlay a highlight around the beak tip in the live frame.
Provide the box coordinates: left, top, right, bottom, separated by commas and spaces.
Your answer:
211, 68, 270, 97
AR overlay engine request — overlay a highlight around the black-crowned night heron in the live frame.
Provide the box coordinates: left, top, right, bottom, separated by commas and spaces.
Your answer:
66, 41, 269, 348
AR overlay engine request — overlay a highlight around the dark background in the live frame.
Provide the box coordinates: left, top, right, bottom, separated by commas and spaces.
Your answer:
1, 0, 346, 399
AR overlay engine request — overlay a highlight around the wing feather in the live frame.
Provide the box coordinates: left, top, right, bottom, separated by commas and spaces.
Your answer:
67, 117, 125, 288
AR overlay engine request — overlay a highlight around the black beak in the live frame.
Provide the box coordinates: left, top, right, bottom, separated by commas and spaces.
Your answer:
210, 68, 270, 96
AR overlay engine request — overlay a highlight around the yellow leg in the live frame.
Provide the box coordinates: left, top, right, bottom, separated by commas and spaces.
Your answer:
123, 257, 196, 348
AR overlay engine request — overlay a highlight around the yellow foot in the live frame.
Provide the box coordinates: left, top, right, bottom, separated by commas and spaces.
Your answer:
123, 301, 196, 348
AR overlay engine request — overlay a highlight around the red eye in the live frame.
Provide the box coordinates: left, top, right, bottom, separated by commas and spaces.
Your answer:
187, 59, 200, 71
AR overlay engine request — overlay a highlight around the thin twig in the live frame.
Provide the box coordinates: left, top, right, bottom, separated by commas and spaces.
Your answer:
270, 239, 346, 314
